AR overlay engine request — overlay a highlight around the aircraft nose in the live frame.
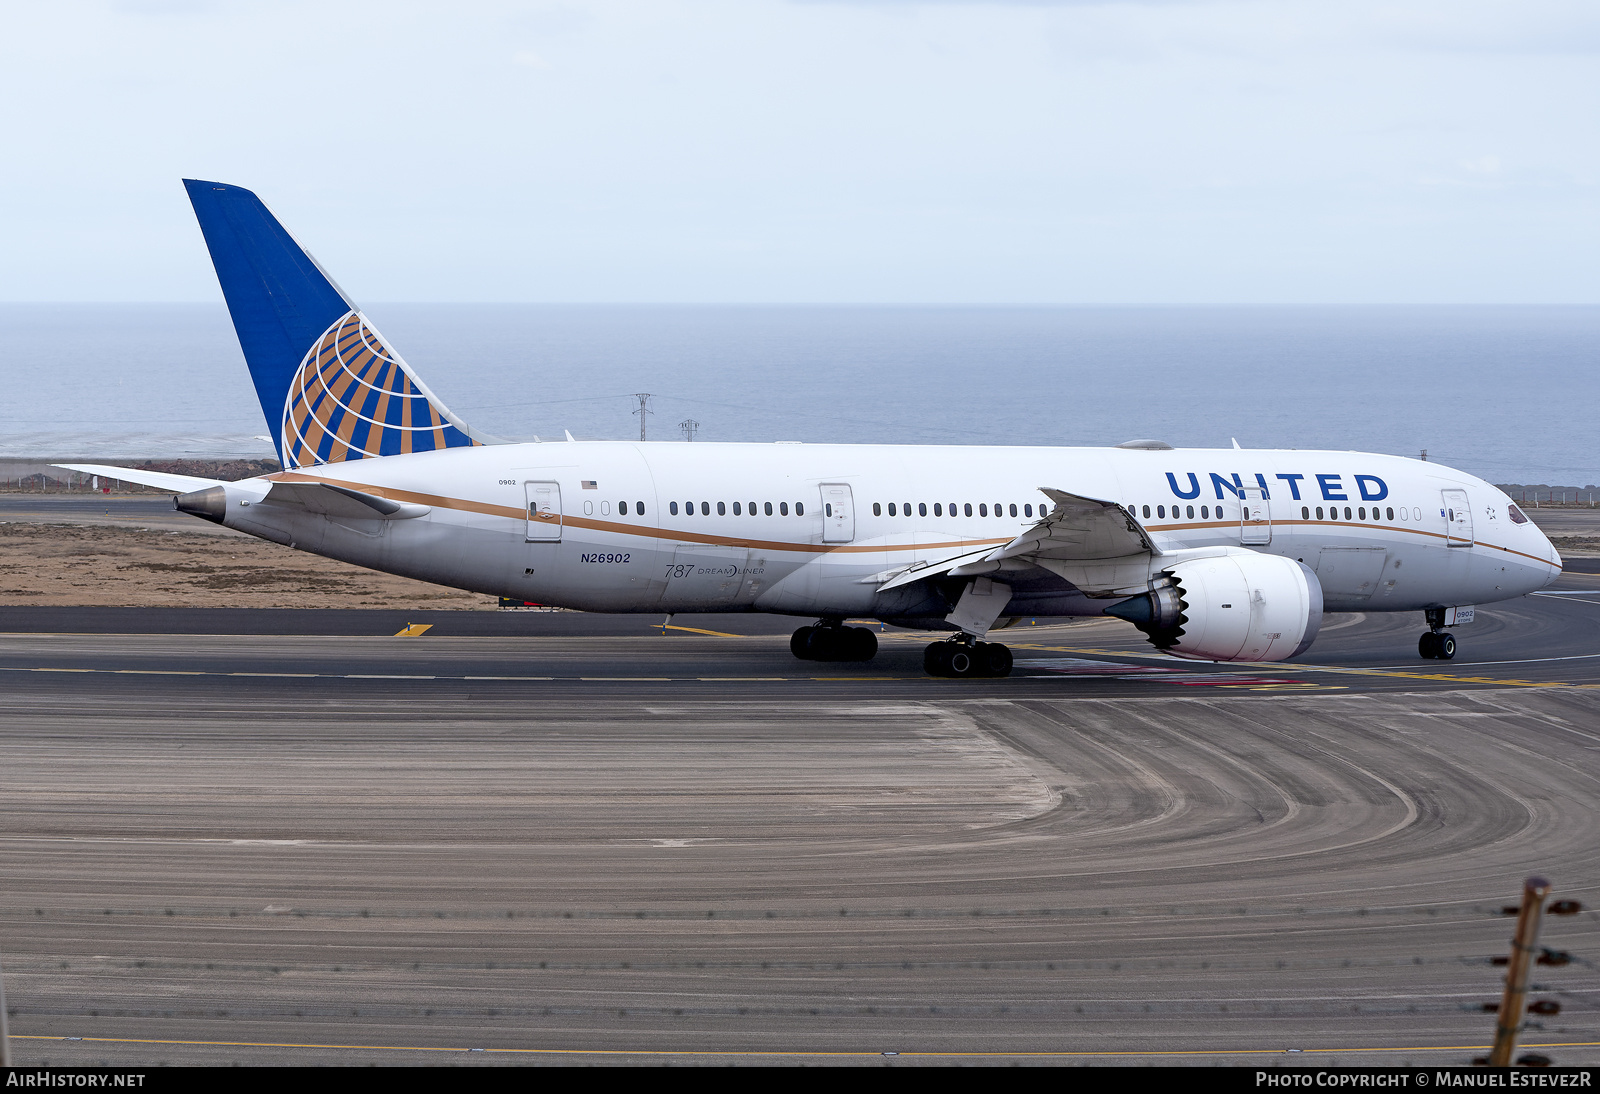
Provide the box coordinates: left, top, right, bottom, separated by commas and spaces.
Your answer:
1532, 526, 1562, 587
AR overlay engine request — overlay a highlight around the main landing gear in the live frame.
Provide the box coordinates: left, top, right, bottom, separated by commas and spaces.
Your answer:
923, 637, 1013, 678
1419, 607, 1457, 660
790, 622, 878, 662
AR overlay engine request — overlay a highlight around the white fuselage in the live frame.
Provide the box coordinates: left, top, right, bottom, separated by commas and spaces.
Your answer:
211, 442, 1560, 623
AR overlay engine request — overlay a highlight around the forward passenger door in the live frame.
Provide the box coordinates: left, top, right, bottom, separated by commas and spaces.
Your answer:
1442, 489, 1474, 547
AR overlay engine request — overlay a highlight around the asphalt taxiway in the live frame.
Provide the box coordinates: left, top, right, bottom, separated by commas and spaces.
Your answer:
2, 582, 1599, 1066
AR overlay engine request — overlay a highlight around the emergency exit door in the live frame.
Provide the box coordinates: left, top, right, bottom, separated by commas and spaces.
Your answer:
1239, 485, 1271, 546
525, 481, 562, 541
820, 483, 855, 543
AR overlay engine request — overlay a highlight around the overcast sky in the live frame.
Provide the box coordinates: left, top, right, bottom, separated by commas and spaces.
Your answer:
2, 0, 1595, 303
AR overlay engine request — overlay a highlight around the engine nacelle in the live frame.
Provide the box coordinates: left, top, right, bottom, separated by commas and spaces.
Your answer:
1105, 552, 1323, 662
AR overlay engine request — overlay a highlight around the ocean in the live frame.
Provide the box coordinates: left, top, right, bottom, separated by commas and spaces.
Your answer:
2, 303, 1595, 485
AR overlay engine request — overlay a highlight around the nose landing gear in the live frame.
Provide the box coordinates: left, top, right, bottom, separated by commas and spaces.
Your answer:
923, 638, 1013, 678
790, 622, 879, 662
1419, 608, 1456, 660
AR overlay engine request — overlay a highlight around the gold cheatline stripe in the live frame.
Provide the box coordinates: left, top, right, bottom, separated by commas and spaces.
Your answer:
265, 471, 1007, 556
264, 472, 1556, 566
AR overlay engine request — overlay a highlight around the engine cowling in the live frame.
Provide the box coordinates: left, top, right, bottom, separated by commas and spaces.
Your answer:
1105, 553, 1323, 662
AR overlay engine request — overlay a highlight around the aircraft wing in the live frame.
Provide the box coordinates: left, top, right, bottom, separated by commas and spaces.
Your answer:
877, 488, 1159, 596
989, 488, 1158, 563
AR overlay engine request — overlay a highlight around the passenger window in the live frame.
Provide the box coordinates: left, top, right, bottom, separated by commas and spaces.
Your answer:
696, 502, 706, 516
1359, 507, 1366, 520
903, 502, 911, 516
637, 502, 645, 516
979, 504, 988, 517
780, 502, 789, 516
919, 503, 927, 517
1386, 507, 1394, 520
764, 502, 773, 516
1344, 507, 1352, 520
1157, 505, 1165, 518
887, 502, 896, 516
733, 502, 741, 515
1413, 507, 1422, 521
964, 503, 973, 517
1025, 504, 1033, 517
826, 503, 833, 516
796, 502, 803, 515
749, 501, 756, 515
934, 503, 942, 517
1316, 507, 1324, 519
717, 501, 726, 516
1186, 505, 1194, 518
1142, 505, 1150, 518
670, 501, 678, 515
872, 502, 881, 516
1301, 506, 1309, 519
601, 501, 611, 515
1201, 505, 1209, 519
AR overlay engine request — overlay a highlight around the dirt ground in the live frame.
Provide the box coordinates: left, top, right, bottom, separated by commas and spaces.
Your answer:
0, 522, 496, 609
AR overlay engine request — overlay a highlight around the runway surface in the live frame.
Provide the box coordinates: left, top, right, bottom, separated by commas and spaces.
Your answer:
3, 533, 1600, 1063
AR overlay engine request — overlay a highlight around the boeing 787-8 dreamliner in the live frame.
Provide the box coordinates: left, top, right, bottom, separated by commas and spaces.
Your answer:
63, 180, 1562, 677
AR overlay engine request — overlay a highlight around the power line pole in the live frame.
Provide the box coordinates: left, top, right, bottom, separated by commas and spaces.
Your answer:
632, 394, 654, 441
679, 418, 699, 442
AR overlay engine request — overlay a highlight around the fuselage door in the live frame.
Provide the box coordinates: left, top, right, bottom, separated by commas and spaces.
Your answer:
1442, 488, 1474, 547
821, 483, 855, 543
1239, 485, 1271, 546
525, 481, 562, 541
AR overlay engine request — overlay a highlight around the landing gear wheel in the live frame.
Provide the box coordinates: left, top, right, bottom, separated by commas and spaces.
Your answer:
847, 627, 878, 662
1419, 632, 1457, 660
946, 645, 978, 677
791, 624, 878, 663
923, 640, 1011, 678
980, 642, 1013, 677
791, 626, 816, 659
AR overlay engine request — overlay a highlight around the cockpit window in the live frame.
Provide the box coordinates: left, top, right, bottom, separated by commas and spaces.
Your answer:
1507, 503, 1529, 525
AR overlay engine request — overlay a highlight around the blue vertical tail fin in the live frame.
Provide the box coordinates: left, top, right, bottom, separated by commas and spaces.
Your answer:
183, 179, 487, 469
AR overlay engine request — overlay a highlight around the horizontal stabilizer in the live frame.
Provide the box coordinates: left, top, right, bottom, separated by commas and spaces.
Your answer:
262, 480, 430, 520
54, 463, 224, 494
